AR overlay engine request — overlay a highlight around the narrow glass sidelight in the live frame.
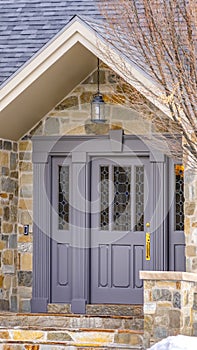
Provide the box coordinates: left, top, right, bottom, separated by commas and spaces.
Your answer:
174, 164, 184, 231
100, 166, 109, 230
59, 166, 69, 230
113, 166, 131, 231
135, 166, 144, 231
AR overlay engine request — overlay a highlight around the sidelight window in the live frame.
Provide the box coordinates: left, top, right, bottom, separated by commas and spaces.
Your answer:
135, 166, 144, 231
174, 164, 184, 231
58, 165, 69, 230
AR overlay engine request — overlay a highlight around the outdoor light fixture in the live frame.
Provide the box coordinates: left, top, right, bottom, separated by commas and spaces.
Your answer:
91, 58, 106, 123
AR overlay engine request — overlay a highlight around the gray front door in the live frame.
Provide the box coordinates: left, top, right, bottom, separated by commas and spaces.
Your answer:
91, 157, 153, 304
51, 155, 152, 304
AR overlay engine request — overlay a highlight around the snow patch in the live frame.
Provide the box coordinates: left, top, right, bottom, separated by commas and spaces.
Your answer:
149, 335, 197, 350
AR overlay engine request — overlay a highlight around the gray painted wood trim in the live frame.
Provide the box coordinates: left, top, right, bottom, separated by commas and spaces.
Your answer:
71, 161, 88, 314
32, 152, 49, 164
150, 148, 165, 163
31, 162, 51, 312
72, 152, 87, 163
151, 162, 168, 271
32, 134, 155, 162
109, 129, 123, 152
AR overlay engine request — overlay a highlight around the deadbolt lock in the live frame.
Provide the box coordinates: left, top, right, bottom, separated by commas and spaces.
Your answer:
146, 222, 150, 228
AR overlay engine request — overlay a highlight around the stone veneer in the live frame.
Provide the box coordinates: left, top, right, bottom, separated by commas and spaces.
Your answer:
0, 311, 145, 349
184, 169, 197, 273
0, 62, 196, 332
0, 139, 18, 311
140, 271, 197, 346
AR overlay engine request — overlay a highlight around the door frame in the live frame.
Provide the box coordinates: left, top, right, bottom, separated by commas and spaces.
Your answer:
31, 131, 169, 313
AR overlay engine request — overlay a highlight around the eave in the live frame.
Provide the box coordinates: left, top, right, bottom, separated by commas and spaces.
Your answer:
0, 16, 170, 140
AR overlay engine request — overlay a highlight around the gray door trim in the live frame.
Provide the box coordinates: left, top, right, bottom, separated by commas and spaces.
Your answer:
151, 160, 168, 271
31, 132, 169, 313
31, 160, 51, 313
70, 154, 89, 314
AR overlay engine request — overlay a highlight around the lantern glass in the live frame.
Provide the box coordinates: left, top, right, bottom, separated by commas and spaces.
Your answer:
91, 93, 106, 123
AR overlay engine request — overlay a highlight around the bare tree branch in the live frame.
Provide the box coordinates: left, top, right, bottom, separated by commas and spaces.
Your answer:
99, 0, 197, 169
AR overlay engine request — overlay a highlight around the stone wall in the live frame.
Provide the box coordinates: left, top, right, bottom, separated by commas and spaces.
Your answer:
17, 140, 33, 312
141, 271, 197, 347
184, 170, 197, 273
0, 139, 18, 311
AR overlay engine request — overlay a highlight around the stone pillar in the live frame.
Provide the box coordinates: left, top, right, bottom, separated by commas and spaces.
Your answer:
140, 271, 197, 347
184, 170, 197, 273
0, 139, 18, 311
18, 140, 33, 312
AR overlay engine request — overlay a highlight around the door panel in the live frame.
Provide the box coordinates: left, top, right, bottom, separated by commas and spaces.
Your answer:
51, 157, 72, 303
91, 157, 152, 304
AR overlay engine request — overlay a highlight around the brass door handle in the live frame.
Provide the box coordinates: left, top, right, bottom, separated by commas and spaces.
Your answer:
146, 233, 151, 260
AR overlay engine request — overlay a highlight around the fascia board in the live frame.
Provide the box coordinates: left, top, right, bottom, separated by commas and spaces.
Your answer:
0, 18, 170, 118
0, 21, 85, 109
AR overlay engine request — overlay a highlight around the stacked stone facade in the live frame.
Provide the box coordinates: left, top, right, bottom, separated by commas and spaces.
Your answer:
141, 271, 197, 346
0, 64, 196, 346
17, 141, 33, 312
0, 140, 18, 311
185, 170, 197, 273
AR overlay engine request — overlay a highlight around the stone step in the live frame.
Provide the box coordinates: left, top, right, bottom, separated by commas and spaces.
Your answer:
0, 328, 145, 349
0, 344, 145, 350
48, 304, 144, 317
0, 311, 146, 349
0, 312, 144, 331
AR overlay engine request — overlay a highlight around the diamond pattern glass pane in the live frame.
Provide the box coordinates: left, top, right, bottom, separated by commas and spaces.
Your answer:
135, 166, 144, 231
113, 166, 131, 231
175, 165, 184, 231
100, 166, 109, 230
59, 166, 69, 230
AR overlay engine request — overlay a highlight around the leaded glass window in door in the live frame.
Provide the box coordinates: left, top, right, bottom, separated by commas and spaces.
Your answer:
99, 164, 145, 231
59, 165, 69, 230
100, 166, 109, 230
174, 165, 184, 231
135, 166, 144, 231
113, 166, 131, 231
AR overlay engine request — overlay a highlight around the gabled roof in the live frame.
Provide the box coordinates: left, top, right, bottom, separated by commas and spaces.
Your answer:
0, 0, 102, 86
0, 1, 170, 140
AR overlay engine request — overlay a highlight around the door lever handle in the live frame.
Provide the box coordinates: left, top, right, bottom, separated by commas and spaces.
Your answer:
146, 233, 151, 260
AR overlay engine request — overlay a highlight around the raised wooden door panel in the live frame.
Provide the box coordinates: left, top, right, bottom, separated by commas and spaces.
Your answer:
51, 157, 72, 303
90, 157, 153, 304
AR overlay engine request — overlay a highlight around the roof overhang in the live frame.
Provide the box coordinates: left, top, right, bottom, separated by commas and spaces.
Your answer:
0, 17, 170, 140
